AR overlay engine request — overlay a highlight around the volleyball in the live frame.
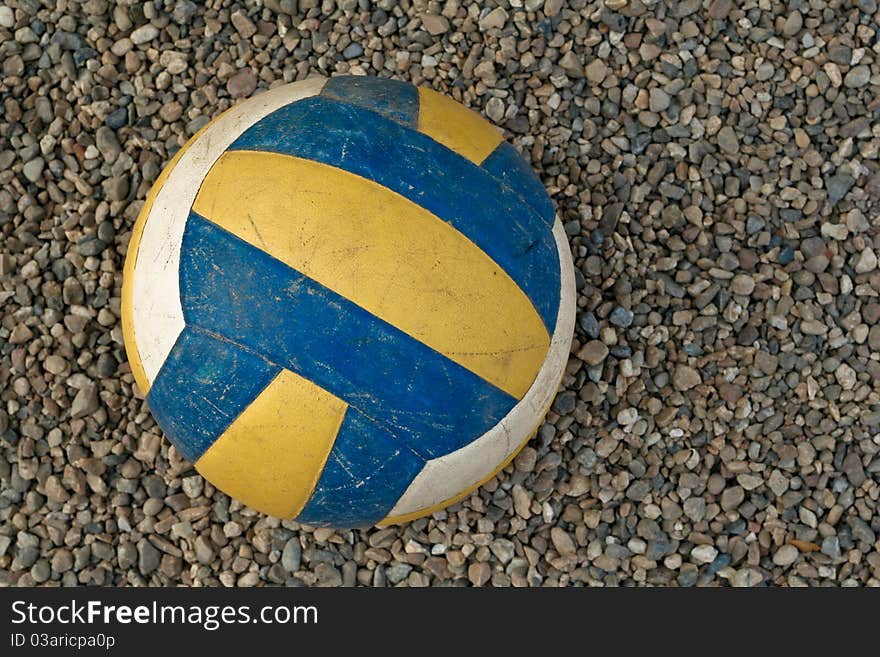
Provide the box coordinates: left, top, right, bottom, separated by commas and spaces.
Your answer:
121, 76, 575, 528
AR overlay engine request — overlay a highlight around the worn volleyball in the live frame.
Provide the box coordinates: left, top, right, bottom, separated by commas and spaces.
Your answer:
121, 76, 575, 527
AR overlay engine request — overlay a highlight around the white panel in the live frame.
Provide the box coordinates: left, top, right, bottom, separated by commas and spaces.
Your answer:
131, 78, 329, 384
387, 218, 577, 517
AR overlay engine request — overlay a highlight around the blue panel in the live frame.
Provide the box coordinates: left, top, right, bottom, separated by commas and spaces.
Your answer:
297, 410, 425, 527
228, 97, 561, 332
180, 212, 516, 460
147, 326, 280, 463
481, 141, 555, 225
321, 75, 419, 127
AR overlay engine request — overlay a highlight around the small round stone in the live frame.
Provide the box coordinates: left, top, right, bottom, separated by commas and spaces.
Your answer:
227, 69, 257, 98
844, 66, 870, 88
578, 340, 609, 366
773, 545, 799, 567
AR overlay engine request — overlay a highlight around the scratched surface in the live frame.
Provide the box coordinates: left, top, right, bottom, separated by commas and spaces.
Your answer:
178, 211, 516, 460
146, 326, 279, 463
190, 149, 551, 399
321, 75, 419, 127
481, 141, 556, 224
297, 409, 427, 527
130, 76, 570, 526
229, 94, 561, 331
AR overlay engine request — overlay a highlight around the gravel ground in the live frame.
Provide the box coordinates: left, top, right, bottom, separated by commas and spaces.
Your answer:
2, 0, 880, 588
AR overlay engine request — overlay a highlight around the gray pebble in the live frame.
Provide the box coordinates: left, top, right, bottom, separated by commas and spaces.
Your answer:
281, 538, 302, 572
343, 43, 364, 59
844, 66, 870, 88
552, 390, 576, 415
609, 306, 633, 328
825, 173, 854, 206
105, 108, 127, 129
717, 126, 739, 155
71, 385, 99, 418
137, 540, 161, 575
649, 88, 670, 112
130, 25, 159, 45
22, 158, 44, 182
782, 11, 803, 37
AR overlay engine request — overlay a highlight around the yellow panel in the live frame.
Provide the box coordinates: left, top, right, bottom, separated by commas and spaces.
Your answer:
195, 369, 348, 519
192, 151, 549, 400
121, 114, 223, 396
416, 87, 503, 164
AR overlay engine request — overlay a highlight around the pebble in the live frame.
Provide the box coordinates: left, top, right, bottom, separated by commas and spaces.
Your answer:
708, 0, 733, 19
732, 569, 763, 588
649, 88, 670, 113
22, 158, 44, 182
844, 66, 871, 88
227, 69, 257, 98
71, 385, 99, 418
828, 44, 852, 66
45, 476, 69, 503
485, 97, 505, 123
868, 325, 880, 352
579, 312, 600, 339
160, 51, 189, 75
130, 25, 159, 45
755, 62, 774, 82
51, 549, 74, 573
479, 8, 507, 31
342, 43, 363, 60
544, 0, 564, 16
10, 324, 34, 344
691, 545, 718, 564
854, 248, 877, 274
609, 306, 633, 328
585, 59, 607, 85
281, 538, 302, 572
822, 536, 842, 560
137, 540, 161, 575
231, 11, 257, 39
773, 545, 799, 567
43, 355, 68, 375
95, 126, 122, 162
514, 447, 537, 472
768, 471, 789, 496
782, 12, 803, 37
550, 528, 576, 556
421, 15, 449, 35
730, 274, 755, 296
105, 108, 128, 129
842, 453, 866, 488
850, 519, 876, 545
720, 486, 745, 511
467, 562, 491, 586
717, 126, 739, 155
835, 364, 857, 390
825, 174, 854, 206
194, 536, 214, 565
511, 484, 532, 518
559, 51, 583, 78
578, 340, 609, 366
672, 365, 701, 391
